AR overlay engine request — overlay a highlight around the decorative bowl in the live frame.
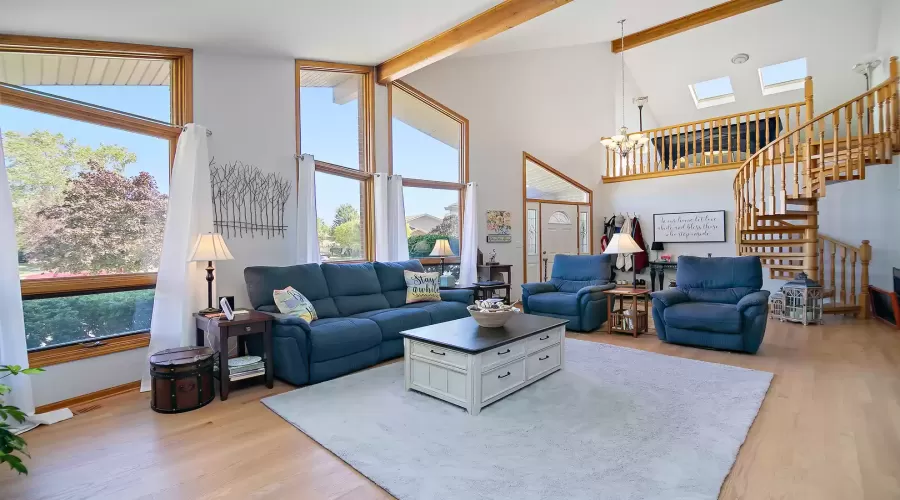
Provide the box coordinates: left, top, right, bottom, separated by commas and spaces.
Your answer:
467, 302, 519, 328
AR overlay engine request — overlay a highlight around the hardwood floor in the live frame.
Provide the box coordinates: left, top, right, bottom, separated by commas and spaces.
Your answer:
2, 317, 899, 500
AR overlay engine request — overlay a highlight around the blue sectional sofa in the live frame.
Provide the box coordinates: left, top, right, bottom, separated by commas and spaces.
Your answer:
650, 256, 770, 354
244, 260, 474, 385
520, 254, 616, 332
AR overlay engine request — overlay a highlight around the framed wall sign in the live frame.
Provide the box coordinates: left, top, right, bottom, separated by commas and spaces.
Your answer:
653, 210, 726, 243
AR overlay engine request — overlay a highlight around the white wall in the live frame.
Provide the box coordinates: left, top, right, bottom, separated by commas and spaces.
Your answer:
403, 43, 617, 299
32, 348, 147, 407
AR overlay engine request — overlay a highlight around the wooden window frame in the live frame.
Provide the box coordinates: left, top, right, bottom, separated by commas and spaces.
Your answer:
0, 34, 192, 364
387, 81, 469, 263
296, 60, 376, 262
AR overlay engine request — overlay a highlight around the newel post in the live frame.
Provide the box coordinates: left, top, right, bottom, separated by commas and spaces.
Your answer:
859, 240, 872, 319
890, 57, 899, 145
804, 76, 815, 121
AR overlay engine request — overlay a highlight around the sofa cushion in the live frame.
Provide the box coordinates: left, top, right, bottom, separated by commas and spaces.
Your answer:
351, 308, 432, 341
244, 263, 339, 318
307, 317, 382, 362
401, 301, 470, 324
375, 260, 427, 307
676, 256, 763, 290
526, 292, 579, 316
664, 302, 742, 334
322, 262, 391, 315
683, 287, 757, 305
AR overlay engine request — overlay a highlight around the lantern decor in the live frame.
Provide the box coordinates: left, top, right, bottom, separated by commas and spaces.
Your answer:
769, 291, 785, 320
778, 272, 824, 325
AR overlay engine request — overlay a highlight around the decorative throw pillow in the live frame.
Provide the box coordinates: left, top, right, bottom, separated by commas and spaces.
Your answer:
404, 270, 442, 304
273, 286, 318, 322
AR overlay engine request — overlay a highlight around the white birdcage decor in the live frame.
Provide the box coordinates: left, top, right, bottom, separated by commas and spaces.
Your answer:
769, 291, 785, 320
781, 272, 823, 325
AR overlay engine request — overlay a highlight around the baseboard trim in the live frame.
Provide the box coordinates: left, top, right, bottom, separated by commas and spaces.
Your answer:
35, 380, 141, 414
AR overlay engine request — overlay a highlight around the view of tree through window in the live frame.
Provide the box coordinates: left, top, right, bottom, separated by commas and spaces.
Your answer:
315, 172, 365, 261
0, 75, 171, 350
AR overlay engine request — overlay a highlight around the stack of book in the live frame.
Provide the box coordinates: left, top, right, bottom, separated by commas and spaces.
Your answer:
226, 356, 266, 381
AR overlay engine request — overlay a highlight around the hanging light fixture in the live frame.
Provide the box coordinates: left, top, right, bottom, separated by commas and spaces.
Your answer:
601, 19, 649, 157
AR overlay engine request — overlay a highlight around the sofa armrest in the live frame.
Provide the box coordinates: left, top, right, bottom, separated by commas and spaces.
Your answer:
737, 290, 770, 313
576, 283, 616, 301
650, 288, 689, 308
440, 288, 475, 305
521, 282, 556, 295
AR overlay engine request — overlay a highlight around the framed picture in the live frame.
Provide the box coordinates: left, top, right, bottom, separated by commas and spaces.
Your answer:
653, 210, 726, 243
486, 210, 511, 235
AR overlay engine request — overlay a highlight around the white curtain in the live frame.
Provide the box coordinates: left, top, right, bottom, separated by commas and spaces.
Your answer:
296, 154, 320, 264
142, 124, 213, 391
0, 128, 33, 416
374, 174, 409, 262
459, 182, 478, 286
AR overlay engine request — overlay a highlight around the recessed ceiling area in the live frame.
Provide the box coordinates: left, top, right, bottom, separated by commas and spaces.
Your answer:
0, 0, 503, 64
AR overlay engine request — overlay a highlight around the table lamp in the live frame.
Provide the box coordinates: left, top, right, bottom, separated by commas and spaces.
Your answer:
651, 241, 664, 261
189, 233, 234, 314
602, 233, 645, 288
430, 239, 454, 276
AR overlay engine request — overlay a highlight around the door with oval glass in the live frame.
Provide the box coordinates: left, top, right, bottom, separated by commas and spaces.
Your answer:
541, 204, 578, 279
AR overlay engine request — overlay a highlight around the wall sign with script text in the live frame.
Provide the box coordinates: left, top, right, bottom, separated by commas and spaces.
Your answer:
653, 211, 726, 243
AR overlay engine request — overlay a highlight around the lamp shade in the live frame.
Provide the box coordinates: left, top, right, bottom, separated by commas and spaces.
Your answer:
189, 233, 234, 262
602, 233, 644, 254
651, 241, 665, 251
429, 239, 454, 257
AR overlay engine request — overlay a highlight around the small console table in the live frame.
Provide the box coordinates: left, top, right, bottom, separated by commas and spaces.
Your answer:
649, 261, 678, 292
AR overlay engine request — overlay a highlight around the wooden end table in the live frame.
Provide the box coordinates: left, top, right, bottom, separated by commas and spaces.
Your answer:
194, 311, 273, 400
604, 288, 651, 337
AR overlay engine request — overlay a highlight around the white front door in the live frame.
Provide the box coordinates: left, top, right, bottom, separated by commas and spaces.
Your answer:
541, 204, 578, 280
526, 202, 541, 283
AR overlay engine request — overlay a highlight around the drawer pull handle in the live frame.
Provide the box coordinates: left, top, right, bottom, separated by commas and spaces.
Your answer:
497, 349, 511, 355
430, 349, 445, 356
539, 355, 550, 361
539, 335, 550, 341
245, 326, 252, 332
498, 371, 511, 379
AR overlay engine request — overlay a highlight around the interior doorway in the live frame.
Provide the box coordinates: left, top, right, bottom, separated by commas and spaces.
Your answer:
522, 152, 593, 283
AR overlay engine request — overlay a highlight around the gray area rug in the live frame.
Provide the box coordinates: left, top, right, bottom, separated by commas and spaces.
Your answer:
262, 339, 772, 500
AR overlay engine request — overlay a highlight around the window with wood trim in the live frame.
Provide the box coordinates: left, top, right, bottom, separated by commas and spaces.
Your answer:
389, 81, 468, 269
0, 35, 192, 360
296, 61, 375, 262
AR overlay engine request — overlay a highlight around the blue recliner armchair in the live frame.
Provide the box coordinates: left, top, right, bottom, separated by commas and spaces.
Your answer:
651, 256, 770, 354
521, 254, 616, 332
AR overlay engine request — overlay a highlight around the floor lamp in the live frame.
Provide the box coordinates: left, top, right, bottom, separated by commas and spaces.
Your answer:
602, 233, 645, 288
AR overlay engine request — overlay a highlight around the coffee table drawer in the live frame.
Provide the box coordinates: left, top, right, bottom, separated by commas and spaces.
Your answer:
526, 345, 560, 380
481, 359, 525, 402
410, 341, 467, 370
481, 340, 526, 371
526, 327, 562, 353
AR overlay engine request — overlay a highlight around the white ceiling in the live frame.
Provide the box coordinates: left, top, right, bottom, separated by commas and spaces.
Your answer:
0, 0, 503, 64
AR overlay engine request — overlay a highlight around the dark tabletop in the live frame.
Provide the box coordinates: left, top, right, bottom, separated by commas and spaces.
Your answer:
400, 314, 568, 354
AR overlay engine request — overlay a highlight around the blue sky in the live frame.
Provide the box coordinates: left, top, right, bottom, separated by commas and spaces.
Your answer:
2, 83, 460, 227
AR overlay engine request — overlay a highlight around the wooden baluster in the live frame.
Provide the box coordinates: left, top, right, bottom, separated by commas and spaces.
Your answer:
805, 131, 813, 197
780, 140, 786, 213
867, 92, 875, 162
744, 115, 750, 161
844, 104, 853, 181
818, 127, 825, 184
857, 99, 866, 180
859, 240, 872, 318
754, 112, 760, 159
690, 123, 696, 167
639, 141, 644, 174
727, 117, 732, 164
709, 119, 715, 165
878, 88, 888, 161
768, 145, 775, 215
830, 112, 839, 182
793, 132, 800, 196
655, 130, 660, 172
795, 105, 802, 144
892, 57, 900, 146
840, 246, 847, 305
850, 249, 857, 306
761, 147, 767, 215
750, 157, 757, 227
605, 147, 610, 177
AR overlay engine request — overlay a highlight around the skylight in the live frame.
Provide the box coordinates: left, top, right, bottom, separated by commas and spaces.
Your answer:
759, 58, 807, 95
689, 76, 735, 109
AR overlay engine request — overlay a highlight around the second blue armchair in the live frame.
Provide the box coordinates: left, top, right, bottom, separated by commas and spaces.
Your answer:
521, 254, 616, 332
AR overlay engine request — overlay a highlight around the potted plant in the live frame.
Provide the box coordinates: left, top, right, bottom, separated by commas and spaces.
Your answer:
1, 364, 43, 475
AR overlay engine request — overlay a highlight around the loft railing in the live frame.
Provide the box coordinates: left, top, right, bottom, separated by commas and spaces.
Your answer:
734, 59, 899, 232
818, 236, 871, 318
602, 78, 812, 182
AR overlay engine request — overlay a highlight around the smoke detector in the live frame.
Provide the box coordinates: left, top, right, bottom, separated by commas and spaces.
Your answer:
731, 53, 750, 65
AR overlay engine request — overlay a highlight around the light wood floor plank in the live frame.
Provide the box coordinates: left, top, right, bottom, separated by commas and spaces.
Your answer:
2, 317, 899, 499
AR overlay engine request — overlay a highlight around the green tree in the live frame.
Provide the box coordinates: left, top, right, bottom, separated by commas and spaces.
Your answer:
429, 213, 459, 238
317, 217, 331, 242
332, 217, 361, 256
332, 203, 358, 230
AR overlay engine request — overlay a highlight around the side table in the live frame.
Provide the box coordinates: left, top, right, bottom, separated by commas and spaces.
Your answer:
604, 288, 651, 337
194, 311, 273, 400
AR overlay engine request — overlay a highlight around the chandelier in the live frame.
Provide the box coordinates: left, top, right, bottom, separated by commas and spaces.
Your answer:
601, 19, 649, 157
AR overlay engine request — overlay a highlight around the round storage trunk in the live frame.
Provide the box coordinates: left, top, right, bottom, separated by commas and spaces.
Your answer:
149, 346, 215, 413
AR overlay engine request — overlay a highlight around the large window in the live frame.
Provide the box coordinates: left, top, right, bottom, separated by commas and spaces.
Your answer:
297, 61, 374, 262
389, 81, 468, 270
0, 36, 191, 364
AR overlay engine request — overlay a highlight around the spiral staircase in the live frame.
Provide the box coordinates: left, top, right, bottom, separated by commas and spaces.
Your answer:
734, 57, 899, 317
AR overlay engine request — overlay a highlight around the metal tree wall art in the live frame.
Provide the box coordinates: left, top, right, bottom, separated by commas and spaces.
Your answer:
209, 159, 291, 238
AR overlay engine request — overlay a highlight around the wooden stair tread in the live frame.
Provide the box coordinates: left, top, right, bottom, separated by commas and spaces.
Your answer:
756, 211, 817, 220
740, 239, 817, 245
742, 226, 816, 233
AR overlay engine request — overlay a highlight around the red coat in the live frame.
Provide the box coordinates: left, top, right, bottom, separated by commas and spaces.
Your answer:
632, 218, 648, 272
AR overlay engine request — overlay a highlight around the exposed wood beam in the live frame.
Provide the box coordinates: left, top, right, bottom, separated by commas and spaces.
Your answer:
376, 0, 573, 84
611, 0, 781, 53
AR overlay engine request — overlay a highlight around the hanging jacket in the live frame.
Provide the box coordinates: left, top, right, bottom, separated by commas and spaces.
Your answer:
616, 217, 633, 270
600, 215, 616, 252
632, 217, 649, 273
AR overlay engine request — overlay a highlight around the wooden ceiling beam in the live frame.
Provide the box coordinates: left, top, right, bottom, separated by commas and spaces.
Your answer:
611, 0, 781, 53
376, 0, 573, 84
